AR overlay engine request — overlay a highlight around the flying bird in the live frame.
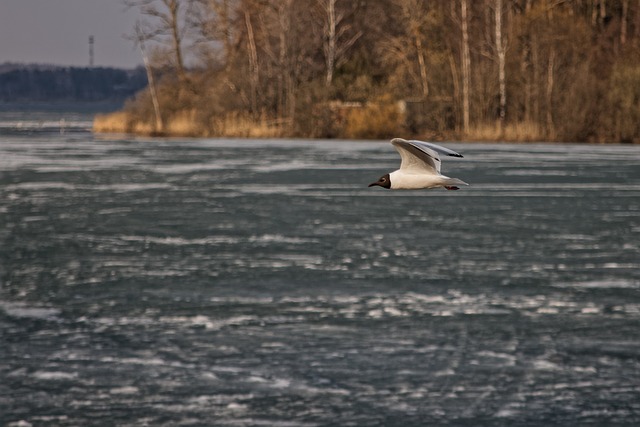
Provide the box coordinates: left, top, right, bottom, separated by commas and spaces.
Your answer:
369, 138, 468, 190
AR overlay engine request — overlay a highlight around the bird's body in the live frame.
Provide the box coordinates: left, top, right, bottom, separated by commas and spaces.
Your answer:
369, 138, 468, 190
388, 169, 458, 190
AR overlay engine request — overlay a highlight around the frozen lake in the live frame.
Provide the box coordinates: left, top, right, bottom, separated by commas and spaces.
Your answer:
1, 113, 640, 426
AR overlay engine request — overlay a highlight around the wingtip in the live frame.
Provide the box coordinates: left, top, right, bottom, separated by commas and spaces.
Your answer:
392, 138, 465, 158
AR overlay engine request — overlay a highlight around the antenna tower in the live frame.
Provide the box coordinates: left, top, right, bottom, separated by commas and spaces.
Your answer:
89, 35, 95, 67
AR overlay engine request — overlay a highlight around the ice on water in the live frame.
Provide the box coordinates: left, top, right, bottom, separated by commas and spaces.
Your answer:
1, 115, 640, 425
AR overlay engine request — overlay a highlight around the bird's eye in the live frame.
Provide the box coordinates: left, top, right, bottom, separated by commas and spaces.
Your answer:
381, 177, 386, 182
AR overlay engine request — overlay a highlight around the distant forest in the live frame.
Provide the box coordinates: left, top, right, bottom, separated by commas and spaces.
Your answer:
0, 63, 148, 103
95, 0, 640, 142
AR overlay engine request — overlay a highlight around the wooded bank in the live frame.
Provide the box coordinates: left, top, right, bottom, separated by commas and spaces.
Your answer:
0, 64, 147, 103
94, 0, 640, 143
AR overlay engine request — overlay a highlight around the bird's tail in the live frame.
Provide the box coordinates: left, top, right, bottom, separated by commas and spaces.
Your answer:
443, 177, 469, 187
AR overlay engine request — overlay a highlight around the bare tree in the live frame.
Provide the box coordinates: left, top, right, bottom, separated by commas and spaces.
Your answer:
272, 0, 295, 122
125, 0, 191, 84
134, 21, 164, 132
546, 47, 555, 137
317, 0, 362, 87
401, 0, 430, 99
193, 0, 235, 68
381, 0, 434, 100
460, 0, 471, 133
244, 9, 259, 115
411, 7, 429, 99
621, 0, 629, 45
635, 1, 640, 46
494, 0, 506, 124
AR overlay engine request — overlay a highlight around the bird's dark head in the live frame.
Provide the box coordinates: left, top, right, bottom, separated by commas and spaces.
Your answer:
368, 173, 391, 189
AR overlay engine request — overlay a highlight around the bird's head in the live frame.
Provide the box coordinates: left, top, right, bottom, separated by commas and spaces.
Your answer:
368, 173, 391, 189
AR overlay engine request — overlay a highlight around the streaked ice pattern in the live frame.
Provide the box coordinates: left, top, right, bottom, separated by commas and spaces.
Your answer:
1, 123, 640, 425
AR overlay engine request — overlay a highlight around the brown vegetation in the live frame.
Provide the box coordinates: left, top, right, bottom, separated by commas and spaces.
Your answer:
95, 0, 640, 143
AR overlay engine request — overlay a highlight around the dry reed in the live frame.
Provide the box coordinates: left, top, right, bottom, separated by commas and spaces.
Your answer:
466, 121, 545, 142
94, 110, 285, 138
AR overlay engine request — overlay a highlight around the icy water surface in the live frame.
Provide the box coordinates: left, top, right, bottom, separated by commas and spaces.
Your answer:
1, 123, 640, 425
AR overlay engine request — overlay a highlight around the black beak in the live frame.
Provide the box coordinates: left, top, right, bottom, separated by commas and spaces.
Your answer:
368, 182, 379, 187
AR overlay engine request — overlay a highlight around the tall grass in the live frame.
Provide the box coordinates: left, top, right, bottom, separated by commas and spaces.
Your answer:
94, 111, 285, 138
343, 98, 404, 139
93, 112, 132, 134
212, 112, 285, 138
95, 107, 552, 142
466, 121, 545, 142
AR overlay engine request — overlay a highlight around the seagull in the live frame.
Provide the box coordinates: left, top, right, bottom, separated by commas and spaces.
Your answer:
369, 138, 469, 190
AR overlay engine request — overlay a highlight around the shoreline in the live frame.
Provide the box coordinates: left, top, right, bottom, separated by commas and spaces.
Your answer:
93, 111, 638, 144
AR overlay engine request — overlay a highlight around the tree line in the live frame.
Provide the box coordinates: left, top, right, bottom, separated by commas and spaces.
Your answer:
107, 0, 640, 142
0, 64, 148, 103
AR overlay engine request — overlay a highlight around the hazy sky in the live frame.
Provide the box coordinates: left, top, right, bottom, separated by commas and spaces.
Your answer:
1, 0, 142, 68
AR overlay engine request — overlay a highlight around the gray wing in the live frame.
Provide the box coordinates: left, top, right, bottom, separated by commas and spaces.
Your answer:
401, 139, 464, 158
